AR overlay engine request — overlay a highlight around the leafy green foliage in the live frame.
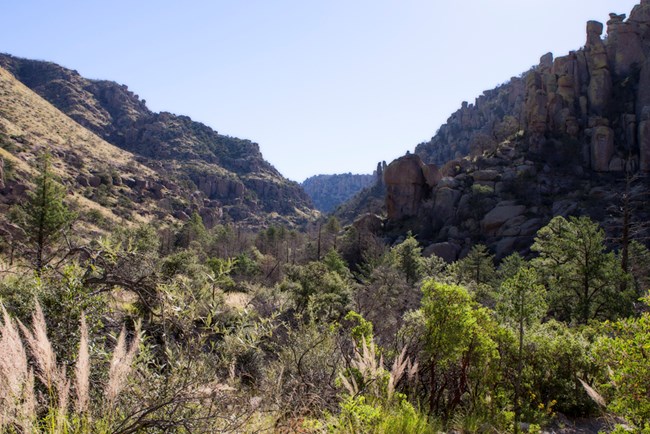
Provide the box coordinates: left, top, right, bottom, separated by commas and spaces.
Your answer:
419, 280, 499, 415
594, 297, 650, 428
497, 267, 547, 328
175, 211, 208, 248
449, 244, 496, 287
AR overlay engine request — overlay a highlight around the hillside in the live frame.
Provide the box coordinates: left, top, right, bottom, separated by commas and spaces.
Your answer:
301, 172, 376, 213
0, 66, 172, 233
344, 3, 650, 261
0, 54, 317, 228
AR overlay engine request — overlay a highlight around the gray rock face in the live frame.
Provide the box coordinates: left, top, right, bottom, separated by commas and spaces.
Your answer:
591, 126, 615, 171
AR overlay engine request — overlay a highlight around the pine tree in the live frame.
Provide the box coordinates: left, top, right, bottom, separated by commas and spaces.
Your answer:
497, 267, 547, 433
15, 151, 75, 274
532, 216, 629, 324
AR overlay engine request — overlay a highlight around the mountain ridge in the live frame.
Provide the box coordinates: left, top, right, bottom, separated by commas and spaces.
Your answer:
301, 172, 376, 213
0, 53, 317, 228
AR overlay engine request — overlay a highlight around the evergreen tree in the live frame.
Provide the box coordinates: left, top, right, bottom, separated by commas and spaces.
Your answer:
450, 244, 496, 286
496, 267, 547, 433
13, 151, 75, 274
175, 211, 207, 248
532, 216, 629, 324
391, 232, 423, 285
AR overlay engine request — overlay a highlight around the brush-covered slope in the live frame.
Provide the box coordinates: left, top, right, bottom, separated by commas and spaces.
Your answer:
347, 2, 650, 261
301, 173, 376, 213
0, 54, 316, 227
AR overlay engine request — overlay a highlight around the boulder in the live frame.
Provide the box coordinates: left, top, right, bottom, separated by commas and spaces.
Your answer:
637, 59, 650, 118
586, 20, 604, 46
497, 215, 527, 237
494, 237, 519, 259
610, 22, 644, 77
630, 0, 650, 37
88, 175, 102, 188
76, 174, 90, 187
422, 164, 441, 188
481, 204, 526, 236
134, 178, 150, 190
519, 218, 543, 236
173, 210, 190, 221
552, 200, 578, 217
150, 183, 165, 200
556, 75, 575, 103
433, 187, 461, 223
472, 169, 500, 182
423, 242, 461, 263
199, 207, 223, 229
586, 21, 609, 68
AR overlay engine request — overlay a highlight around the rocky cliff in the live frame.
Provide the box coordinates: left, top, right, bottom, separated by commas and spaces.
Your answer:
416, 3, 650, 173
0, 54, 316, 227
302, 173, 375, 213
374, 2, 650, 260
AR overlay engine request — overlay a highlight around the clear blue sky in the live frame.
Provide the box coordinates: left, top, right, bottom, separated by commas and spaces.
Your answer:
0, 0, 640, 181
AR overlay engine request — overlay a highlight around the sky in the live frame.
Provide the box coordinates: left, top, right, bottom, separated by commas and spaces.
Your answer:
0, 0, 641, 182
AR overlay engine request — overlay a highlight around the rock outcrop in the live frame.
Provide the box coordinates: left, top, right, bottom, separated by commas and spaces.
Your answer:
415, 4, 650, 175
378, 2, 650, 260
384, 154, 438, 220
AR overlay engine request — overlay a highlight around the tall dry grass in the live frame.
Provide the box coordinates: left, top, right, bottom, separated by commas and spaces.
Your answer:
0, 304, 36, 432
105, 321, 141, 407
75, 313, 90, 414
0, 301, 141, 433
339, 340, 417, 401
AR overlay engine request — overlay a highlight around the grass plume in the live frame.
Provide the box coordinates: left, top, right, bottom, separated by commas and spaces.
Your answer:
0, 304, 36, 432
1, 301, 143, 432
18, 301, 65, 394
105, 320, 142, 407
75, 313, 90, 414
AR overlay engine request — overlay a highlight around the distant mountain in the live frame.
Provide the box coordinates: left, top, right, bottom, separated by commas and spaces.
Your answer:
343, 2, 650, 261
0, 54, 317, 229
301, 173, 376, 213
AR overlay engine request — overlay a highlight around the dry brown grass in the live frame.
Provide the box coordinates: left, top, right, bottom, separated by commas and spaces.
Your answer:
0, 66, 165, 229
